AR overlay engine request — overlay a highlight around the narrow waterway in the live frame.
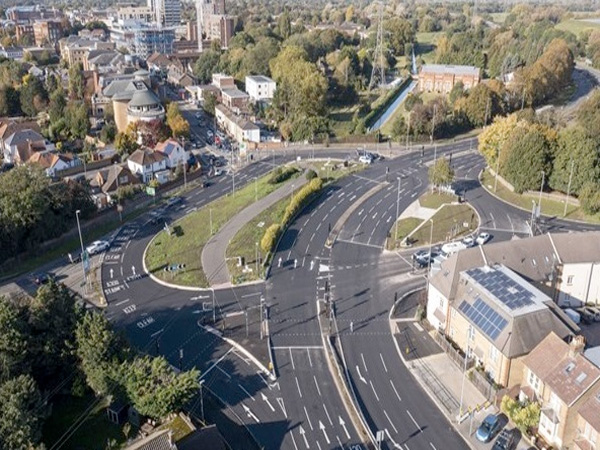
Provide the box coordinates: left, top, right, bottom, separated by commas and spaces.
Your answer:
369, 79, 418, 132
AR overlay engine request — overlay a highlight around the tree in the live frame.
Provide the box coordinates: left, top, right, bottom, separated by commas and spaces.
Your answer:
385, 17, 415, 56
576, 88, 600, 140
448, 81, 465, 107
278, 12, 291, 39
193, 51, 221, 84
462, 84, 502, 127
19, 75, 47, 117
0, 299, 30, 382
0, 375, 45, 449
478, 114, 520, 167
166, 103, 190, 138
100, 121, 117, 144
404, 92, 423, 112
0, 86, 20, 116
121, 356, 199, 419
48, 87, 67, 124
261, 223, 281, 253
390, 114, 406, 142
428, 158, 454, 187
345, 5, 355, 23
68, 63, 85, 100
579, 182, 600, 215
65, 101, 90, 139
76, 312, 126, 396
203, 92, 217, 116
549, 128, 600, 196
115, 132, 139, 156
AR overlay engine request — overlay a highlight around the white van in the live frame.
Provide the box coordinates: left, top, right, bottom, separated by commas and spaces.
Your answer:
440, 241, 468, 258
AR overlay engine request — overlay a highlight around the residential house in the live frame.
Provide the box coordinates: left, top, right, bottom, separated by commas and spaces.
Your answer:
245, 75, 276, 102
573, 394, 600, 450
127, 148, 168, 183
221, 88, 249, 111
445, 264, 572, 387
0, 118, 41, 153
2, 128, 54, 165
212, 73, 235, 90
520, 333, 600, 449
0, 46, 24, 59
28, 151, 79, 177
418, 64, 481, 93
124, 429, 176, 450
155, 138, 188, 169
215, 104, 260, 145
91, 165, 140, 207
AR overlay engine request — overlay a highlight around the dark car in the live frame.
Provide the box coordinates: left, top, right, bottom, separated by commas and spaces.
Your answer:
476, 414, 501, 443
166, 196, 183, 208
32, 272, 53, 285
202, 180, 211, 188
492, 428, 516, 450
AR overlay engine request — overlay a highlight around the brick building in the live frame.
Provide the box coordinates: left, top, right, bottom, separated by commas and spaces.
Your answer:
418, 64, 481, 94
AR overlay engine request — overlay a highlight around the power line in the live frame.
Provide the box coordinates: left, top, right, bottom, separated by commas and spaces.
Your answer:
369, 2, 385, 90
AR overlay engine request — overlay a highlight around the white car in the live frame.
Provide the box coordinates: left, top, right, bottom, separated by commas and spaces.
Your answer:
195, 112, 201, 119
462, 236, 475, 247
86, 240, 110, 255
359, 155, 372, 164
207, 130, 214, 138
476, 232, 491, 245
214, 169, 223, 176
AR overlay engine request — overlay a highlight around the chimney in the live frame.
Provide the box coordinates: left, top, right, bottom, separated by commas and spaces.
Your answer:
569, 335, 586, 358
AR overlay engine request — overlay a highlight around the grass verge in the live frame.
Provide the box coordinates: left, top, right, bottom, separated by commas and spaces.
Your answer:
419, 192, 457, 209
386, 218, 423, 250
481, 169, 600, 223
410, 204, 478, 246
145, 169, 297, 287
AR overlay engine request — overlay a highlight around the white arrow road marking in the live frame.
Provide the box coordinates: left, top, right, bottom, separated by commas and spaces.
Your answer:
339, 417, 351, 440
355, 365, 367, 384
261, 393, 275, 412
385, 429, 402, 449
299, 426, 310, 449
242, 404, 259, 423
110, 268, 114, 279
276, 397, 287, 418
319, 421, 330, 444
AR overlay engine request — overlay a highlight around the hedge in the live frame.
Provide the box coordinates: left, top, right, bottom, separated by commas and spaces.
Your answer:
268, 167, 299, 185
261, 223, 281, 254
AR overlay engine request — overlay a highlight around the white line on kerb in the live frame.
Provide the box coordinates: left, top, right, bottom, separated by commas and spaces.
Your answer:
407, 410, 422, 433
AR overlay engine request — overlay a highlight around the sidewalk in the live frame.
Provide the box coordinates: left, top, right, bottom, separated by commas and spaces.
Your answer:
398, 197, 437, 221
391, 318, 531, 450
202, 175, 308, 287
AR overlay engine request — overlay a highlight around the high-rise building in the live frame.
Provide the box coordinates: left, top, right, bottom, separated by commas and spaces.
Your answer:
134, 26, 175, 59
196, 0, 236, 50
148, 0, 181, 27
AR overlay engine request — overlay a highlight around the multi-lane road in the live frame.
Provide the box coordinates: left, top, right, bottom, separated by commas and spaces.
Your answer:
94, 134, 597, 450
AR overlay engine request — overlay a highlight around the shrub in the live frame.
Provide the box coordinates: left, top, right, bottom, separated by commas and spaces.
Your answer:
268, 167, 298, 185
261, 223, 281, 254
579, 182, 600, 215
305, 169, 317, 180
500, 395, 540, 434
282, 178, 323, 226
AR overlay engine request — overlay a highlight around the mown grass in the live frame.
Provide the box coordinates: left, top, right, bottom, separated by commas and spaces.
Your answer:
410, 204, 478, 246
419, 192, 457, 209
386, 217, 424, 250
480, 169, 600, 223
556, 19, 600, 36
145, 170, 292, 287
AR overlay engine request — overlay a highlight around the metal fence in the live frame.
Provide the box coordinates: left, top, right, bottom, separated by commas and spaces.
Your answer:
469, 368, 498, 401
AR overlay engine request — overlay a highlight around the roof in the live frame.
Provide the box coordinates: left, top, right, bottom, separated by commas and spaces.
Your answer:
124, 429, 175, 450
128, 148, 167, 166
28, 151, 69, 169
0, 120, 40, 140
549, 232, 600, 264
96, 165, 139, 193
5, 128, 45, 147
129, 89, 160, 107
103, 78, 159, 107
222, 88, 249, 99
177, 425, 227, 450
246, 75, 274, 84
420, 64, 480, 77
454, 265, 572, 358
155, 139, 182, 156
578, 393, 600, 433
524, 333, 600, 406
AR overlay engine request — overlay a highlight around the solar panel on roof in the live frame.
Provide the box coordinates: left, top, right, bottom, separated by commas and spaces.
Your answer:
458, 298, 508, 341
466, 267, 535, 310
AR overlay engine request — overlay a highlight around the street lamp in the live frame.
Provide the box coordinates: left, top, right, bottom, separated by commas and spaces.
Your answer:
254, 177, 258, 202
395, 176, 402, 242
538, 170, 545, 212
75, 210, 87, 290
425, 219, 434, 295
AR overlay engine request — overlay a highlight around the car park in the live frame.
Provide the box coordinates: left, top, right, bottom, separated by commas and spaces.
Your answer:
476, 232, 492, 245
492, 428, 516, 450
85, 240, 110, 255
476, 414, 501, 443
166, 196, 183, 208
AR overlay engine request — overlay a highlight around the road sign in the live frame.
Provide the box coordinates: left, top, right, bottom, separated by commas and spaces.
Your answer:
82, 250, 90, 273
146, 186, 156, 196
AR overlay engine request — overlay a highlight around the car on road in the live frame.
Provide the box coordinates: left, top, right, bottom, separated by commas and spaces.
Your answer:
86, 240, 110, 255
149, 208, 167, 224
492, 428, 516, 450
166, 196, 183, 208
32, 272, 53, 285
195, 112, 201, 119
476, 414, 501, 443
214, 169, 223, 176
359, 155, 373, 164
412, 250, 438, 268
202, 180, 211, 188
207, 130, 214, 138
476, 232, 492, 245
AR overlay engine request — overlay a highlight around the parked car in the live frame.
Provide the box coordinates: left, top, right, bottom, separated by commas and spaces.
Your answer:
476, 232, 492, 245
166, 196, 183, 208
492, 428, 516, 450
462, 236, 475, 247
68, 252, 82, 264
214, 169, 223, 176
580, 307, 600, 323
587, 306, 600, 321
85, 240, 110, 255
359, 155, 372, 164
476, 414, 501, 443
577, 307, 595, 325
32, 272, 53, 285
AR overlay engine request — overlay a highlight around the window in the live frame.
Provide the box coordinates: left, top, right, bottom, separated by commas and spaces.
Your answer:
549, 392, 561, 416
489, 346, 499, 364
567, 275, 574, 286
528, 369, 541, 393
540, 413, 555, 439
468, 325, 475, 341
583, 421, 598, 442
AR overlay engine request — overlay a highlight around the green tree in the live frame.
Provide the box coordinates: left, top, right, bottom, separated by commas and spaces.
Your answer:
390, 114, 406, 142
0, 299, 30, 382
0, 85, 20, 116
0, 375, 45, 449
121, 356, 200, 419
385, 17, 415, 55
193, 51, 221, 84
579, 182, 600, 215
261, 223, 281, 253
166, 103, 190, 138
549, 128, 600, 195
278, 12, 291, 39
203, 92, 217, 116
462, 83, 502, 127
65, 101, 90, 139
19, 74, 47, 117
100, 121, 117, 144
478, 114, 520, 167
115, 132, 139, 156
448, 81, 465, 107
428, 158, 454, 187
48, 87, 67, 124
576, 88, 600, 140
68, 63, 85, 100
76, 311, 126, 396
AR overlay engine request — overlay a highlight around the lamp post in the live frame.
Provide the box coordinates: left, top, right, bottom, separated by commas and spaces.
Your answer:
254, 176, 258, 202
564, 159, 574, 217
75, 209, 87, 289
538, 170, 545, 212
395, 176, 402, 242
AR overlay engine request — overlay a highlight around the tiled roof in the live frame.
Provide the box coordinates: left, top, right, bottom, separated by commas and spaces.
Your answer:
128, 148, 166, 166
155, 139, 181, 156
578, 393, 600, 434
124, 429, 175, 450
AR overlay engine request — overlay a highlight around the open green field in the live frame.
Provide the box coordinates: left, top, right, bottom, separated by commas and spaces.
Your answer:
410, 204, 478, 246
481, 169, 600, 223
43, 395, 126, 449
227, 161, 363, 284
556, 19, 600, 36
386, 217, 424, 250
145, 169, 296, 287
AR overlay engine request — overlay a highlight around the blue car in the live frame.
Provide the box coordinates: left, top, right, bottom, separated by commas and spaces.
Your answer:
476, 414, 501, 442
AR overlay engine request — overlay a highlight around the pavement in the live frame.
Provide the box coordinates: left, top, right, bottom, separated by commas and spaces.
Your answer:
397, 197, 437, 221
202, 175, 308, 287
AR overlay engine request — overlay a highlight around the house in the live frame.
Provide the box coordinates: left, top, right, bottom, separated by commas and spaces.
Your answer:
0, 119, 41, 154
124, 429, 176, 450
445, 264, 572, 387
94, 165, 140, 195
127, 148, 168, 183
2, 128, 54, 165
28, 151, 78, 177
418, 64, 481, 93
245, 75, 276, 102
573, 393, 600, 450
155, 139, 188, 169
221, 88, 249, 111
215, 104, 260, 145
0, 46, 24, 59
520, 333, 600, 449
212, 73, 235, 90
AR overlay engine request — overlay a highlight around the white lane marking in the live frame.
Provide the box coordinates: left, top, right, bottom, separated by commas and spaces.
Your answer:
370, 380, 380, 401
241, 292, 261, 298
361, 353, 368, 373
295, 377, 302, 398
406, 409, 423, 433
430, 443, 437, 450
290, 430, 299, 450
304, 406, 314, 431
384, 410, 399, 434
323, 404, 333, 426
277, 397, 287, 418
314, 375, 322, 396
390, 380, 402, 402
115, 298, 130, 306
316, 441, 322, 450
238, 383, 255, 401
380, 353, 388, 372
290, 348, 295, 369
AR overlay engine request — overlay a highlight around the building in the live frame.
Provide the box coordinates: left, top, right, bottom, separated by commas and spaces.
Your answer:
0, 46, 24, 59
418, 64, 481, 93
60, 36, 116, 68
28, 151, 79, 177
127, 148, 168, 183
6, 6, 62, 23
15, 25, 34, 44
148, 0, 181, 27
155, 138, 188, 168
86, 50, 127, 73
117, 6, 154, 23
245, 75, 276, 102
33, 20, 63, 46
99, 70, 165, 132
215, 104, 260, 145
92, 165, 140, 199
444, 264, 572, 387
221, 88, 249, 110
520, 333, 600, 449
134, 26, 175, 59
212, 73, 235, 90
196, 0, 235, 49
2, 127, 55, 165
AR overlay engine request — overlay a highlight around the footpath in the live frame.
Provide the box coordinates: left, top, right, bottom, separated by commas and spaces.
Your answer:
202, 175, 308, 288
